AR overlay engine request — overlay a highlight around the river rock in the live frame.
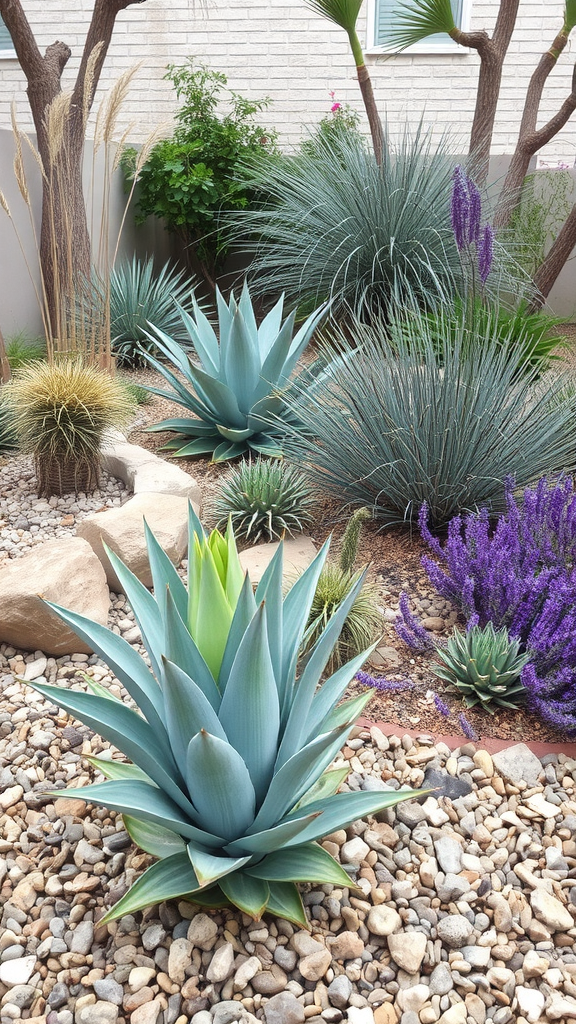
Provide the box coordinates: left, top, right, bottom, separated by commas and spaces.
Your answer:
491, 744, 543, 787
387, 932, 427, 974
530, 889, 574, 931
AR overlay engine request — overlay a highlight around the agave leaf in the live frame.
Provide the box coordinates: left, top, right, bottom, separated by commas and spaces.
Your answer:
251, 725, 352, 832
245, 841, 352, 886
123, 815, 187, 858
100, 851, 199, 923
256, 293, 285, 359
247, 394, 285, 432
214, 424, 254, 442
176, 301, 220, 375
86, 756, 153, 784
219, 870, 270, 919
225, 519, 246, 604
143, 519, 188, 623
102, 544, 166, 682
222, 306, 261, 413
82, 676, 122, 701
186, 362, 246, 430
319, 690, 374, 733
168, 437, 222, 457
218, 604, 280, 804
42, 601, 166, 731
218, 573, 258, 693
192, 543, 235, 680
186, 841, 251, 887
185, 731, 256, 840
254, 541, 284, 684
265, 880, 309, 929
29, 682, 189, 812
163, 590, 220, 711
216, 288, 234, 367
144, 417, 217, 437
293, 767, 349, 809
279, 537, 332, 718
224, 811, 320, 856
238, 280, 260, 342
305, 646, 378, 744
283, 302, 328, 378
145, 323, 197, 378
161, 657, 227, 766
55, 778, 223, 843
140, 346, 208, 417
276, 572, 367, 765
281, 788, 430, 846
253, 314, 298, 404
212, 440, 247, 462
184, 884, 230, 909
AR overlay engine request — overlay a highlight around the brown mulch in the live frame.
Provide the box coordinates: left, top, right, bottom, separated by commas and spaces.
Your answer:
123, 356, 576, 748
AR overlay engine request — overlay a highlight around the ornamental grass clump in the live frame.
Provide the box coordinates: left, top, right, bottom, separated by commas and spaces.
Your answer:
27, 507, 424, 926
416, 477, 576, 732
281, 308, 576, 529
144, 282, 326, 462
0, 359, 133, 497
209, 457, 314, 543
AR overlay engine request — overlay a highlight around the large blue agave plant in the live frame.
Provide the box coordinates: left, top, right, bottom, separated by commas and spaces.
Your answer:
28, 508, 423, 927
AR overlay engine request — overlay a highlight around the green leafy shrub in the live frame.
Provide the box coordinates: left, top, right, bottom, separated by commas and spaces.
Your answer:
432, 622, 530, 712
210, 457, 314, 542
108, 257, 203, 368
0, 360, 134, 496
281, 306, 576, 529
227, 125, 463, 319
422, 297, 567, 375
305, 509, 382, 671
28, 509, 423, 926
145, 282, 326, 462
122, 61, 277, 288
300, 94, 361, 157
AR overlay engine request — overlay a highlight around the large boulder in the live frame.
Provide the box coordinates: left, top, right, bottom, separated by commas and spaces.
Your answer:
101, 439, 201, 503
77, 492, 191, 592
0, 537, 110, 655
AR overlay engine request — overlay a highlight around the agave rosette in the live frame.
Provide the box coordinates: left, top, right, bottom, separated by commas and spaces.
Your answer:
143, 283, 326, 462
29, 507, 423, 927
432, 622, 530, 712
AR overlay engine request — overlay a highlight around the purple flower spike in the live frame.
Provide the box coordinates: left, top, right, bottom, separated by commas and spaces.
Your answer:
355, 670, 416, 693
458, 713, 479, 741
478, 223, 494, 283
451, 165, 470, 252
433, 692, 451, 717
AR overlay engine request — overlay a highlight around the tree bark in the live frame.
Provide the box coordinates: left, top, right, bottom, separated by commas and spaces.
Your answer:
450, 0, 520, 185
529, 201, 576, 307
356, 64, 384, 164
0, 0, 147, 339
494, 31, 573, 229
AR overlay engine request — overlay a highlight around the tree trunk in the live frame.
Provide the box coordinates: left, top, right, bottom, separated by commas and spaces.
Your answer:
494, 31, 572, 229
0, 0, 147, 342
529, 202, 576, 307
356, 64, 384, 164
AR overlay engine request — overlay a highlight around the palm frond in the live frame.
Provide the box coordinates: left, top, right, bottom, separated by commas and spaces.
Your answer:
380, 0, 458, 52
303, 0, 363, 31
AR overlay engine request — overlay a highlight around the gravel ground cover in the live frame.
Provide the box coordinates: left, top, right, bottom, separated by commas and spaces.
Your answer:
1, 656, 576, 1024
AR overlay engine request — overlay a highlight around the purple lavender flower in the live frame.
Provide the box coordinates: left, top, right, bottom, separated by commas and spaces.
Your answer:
477, 223, 494, 283
355, 670, 416, 693
451, 165, 470, 251
396, 593, 436, 651
458, 713, 479, 741
433, 692, 451, 717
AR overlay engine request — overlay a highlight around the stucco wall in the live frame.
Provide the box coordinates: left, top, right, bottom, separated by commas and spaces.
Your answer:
0, 0, 575, 159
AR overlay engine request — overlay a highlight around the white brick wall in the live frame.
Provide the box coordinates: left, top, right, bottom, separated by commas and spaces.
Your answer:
0, 0, 575, 160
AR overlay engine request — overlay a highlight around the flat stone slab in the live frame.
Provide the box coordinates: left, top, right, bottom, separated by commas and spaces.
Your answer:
77, 492, 192, 592
492, 743, 543, 787
239, 535, 317, 585
0, 537, 109, 655
101, 439, 201, 503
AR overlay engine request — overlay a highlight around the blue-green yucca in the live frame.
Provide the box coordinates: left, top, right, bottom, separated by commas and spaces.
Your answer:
28, 508, 423, 927
144, 282, 326, 462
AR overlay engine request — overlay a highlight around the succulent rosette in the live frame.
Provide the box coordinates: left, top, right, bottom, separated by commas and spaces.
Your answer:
28, 507, 424, 927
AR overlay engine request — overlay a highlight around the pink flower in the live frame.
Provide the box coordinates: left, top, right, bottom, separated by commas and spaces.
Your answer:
331, 102, 342, 112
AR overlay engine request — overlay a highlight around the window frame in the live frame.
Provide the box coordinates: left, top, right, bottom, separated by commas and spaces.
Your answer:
365, 0, 473, 56
0, 15, 16, 60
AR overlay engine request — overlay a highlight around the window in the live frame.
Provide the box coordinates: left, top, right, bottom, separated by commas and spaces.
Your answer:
0, 15, 16, 59
366, 0, 472, 55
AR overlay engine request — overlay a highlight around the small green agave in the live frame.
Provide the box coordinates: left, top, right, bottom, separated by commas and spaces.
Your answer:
432, 622, 530, 713
28, 507, 425, 927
